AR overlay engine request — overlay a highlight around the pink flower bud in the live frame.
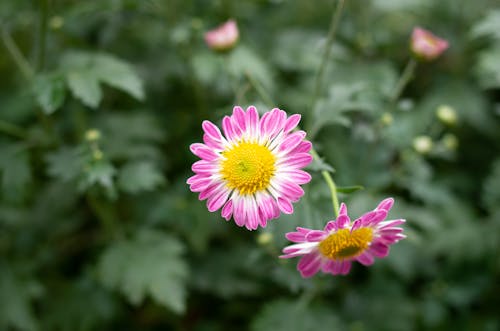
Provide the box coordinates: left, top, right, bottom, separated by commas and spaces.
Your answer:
410, 27, 449, 61
204, 20, 239, 52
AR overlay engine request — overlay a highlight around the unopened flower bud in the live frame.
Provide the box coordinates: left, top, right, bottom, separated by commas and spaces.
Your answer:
49, 16, 64, 30
85, 129, 101, 142
92, 149, 103, 160
436, 105, 457, 126
442, 133, 458, 150
257, 232, 273, 245
380, 112, 393, 126
413, 135, 433, 154
410, 27, 449, 61
204, 20, 239, 52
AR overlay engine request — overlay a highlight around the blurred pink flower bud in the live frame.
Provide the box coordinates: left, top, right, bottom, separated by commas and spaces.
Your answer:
204, 20, 239, 52
410, 27, 449, 61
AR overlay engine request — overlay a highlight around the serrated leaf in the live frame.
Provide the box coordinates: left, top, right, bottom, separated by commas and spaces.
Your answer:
62, 51, 144, 108
78, 161, 116, 198
118, 160, 165, 194
310, 79, 386, 138
67, 71, 102, 108
251, 299, 343, 331
336, 185, 364, 194
97, 230, 188, 313
45, 146, 86, 182
93, 54, 145, 100
32, 73, 66, 114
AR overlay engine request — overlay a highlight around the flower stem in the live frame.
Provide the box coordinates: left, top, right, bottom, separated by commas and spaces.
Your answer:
391, 58, 417, 103
37, 0, 49, 71
0, 120, 29, 139
310, 148, 339, 218
311, 0, 345, 111
245, 70, 275, 106
308, 1, 344, 220
1, 27, 34, 80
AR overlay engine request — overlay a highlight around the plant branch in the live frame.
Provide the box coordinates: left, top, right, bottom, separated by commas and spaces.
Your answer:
310, 148, 339, 218
311, 0, 345, 111
391, 58, 417, 103
1, 27, 34, 80
245, 70, 275, 106
0, 120, 29, 139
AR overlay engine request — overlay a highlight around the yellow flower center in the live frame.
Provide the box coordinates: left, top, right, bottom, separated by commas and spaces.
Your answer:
220, 142, 275, 195
318, 228, 373, 260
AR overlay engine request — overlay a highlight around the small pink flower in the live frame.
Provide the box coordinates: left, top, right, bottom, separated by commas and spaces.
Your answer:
204, 19, 239, 52
187, 106, 312, 230
411, 27, 449, 61
280, 198, 406, 278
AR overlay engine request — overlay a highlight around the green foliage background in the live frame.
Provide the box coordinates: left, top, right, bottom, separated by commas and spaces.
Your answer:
1, 0, 499, 330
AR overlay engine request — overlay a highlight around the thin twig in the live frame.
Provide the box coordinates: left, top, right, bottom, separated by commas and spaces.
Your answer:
310, 148, 339, 218
245, 70, 275, 107
311, 0, 345, 111
390, 58, 417, 103
37, 0, 49, 71
1, 27, 34, 80
0, 120, 29, 139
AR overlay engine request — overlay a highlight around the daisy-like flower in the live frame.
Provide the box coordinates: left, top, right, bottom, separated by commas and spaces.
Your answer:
187, 106, 312, 230
410, 27, 449, 61
204, 19, 239, 52
280, 198, 406, 277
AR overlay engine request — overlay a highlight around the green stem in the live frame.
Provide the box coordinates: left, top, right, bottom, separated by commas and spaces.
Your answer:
1, 27, 34, 80
311, 0, 345, 111
37, 0, 49, 72
0, 120, 29, 139
391, 58, 417, 103
245, 70, 274, 107
310, 148, 339, 218
86, 194, 121, 240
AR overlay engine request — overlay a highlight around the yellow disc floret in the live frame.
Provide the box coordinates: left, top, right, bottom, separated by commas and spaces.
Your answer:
220, 142, 275, 195
318, 228, 374, 260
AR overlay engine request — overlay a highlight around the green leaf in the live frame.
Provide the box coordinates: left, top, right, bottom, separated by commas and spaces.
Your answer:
32, 73, 66, 114
476, 46, 500, 89
97, 230, 188, 313
41, 277, 118, 331
336, 185, 364, 194
309, 70, 392, 138
0, 145, 32, 202
45, 146, 86, 182
93, 54, 145, 100
67, 71, 102, 108
78, 161, 116, 197
228, 45, 274, 90
482, 158, 500, 212
0, 264, 40, 331
62, 51, 144, 108
118, 160, 165, 194
98, 113, 165, 160
251, 299, 343, 331
470, 10, 500, 41
306, 154, 335, 173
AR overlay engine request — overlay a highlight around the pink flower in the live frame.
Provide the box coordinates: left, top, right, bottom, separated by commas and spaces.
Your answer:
411, 27, 449, 61
187, 106, 312, 230
280, 198, 406, 278
204, 19, 239, 52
